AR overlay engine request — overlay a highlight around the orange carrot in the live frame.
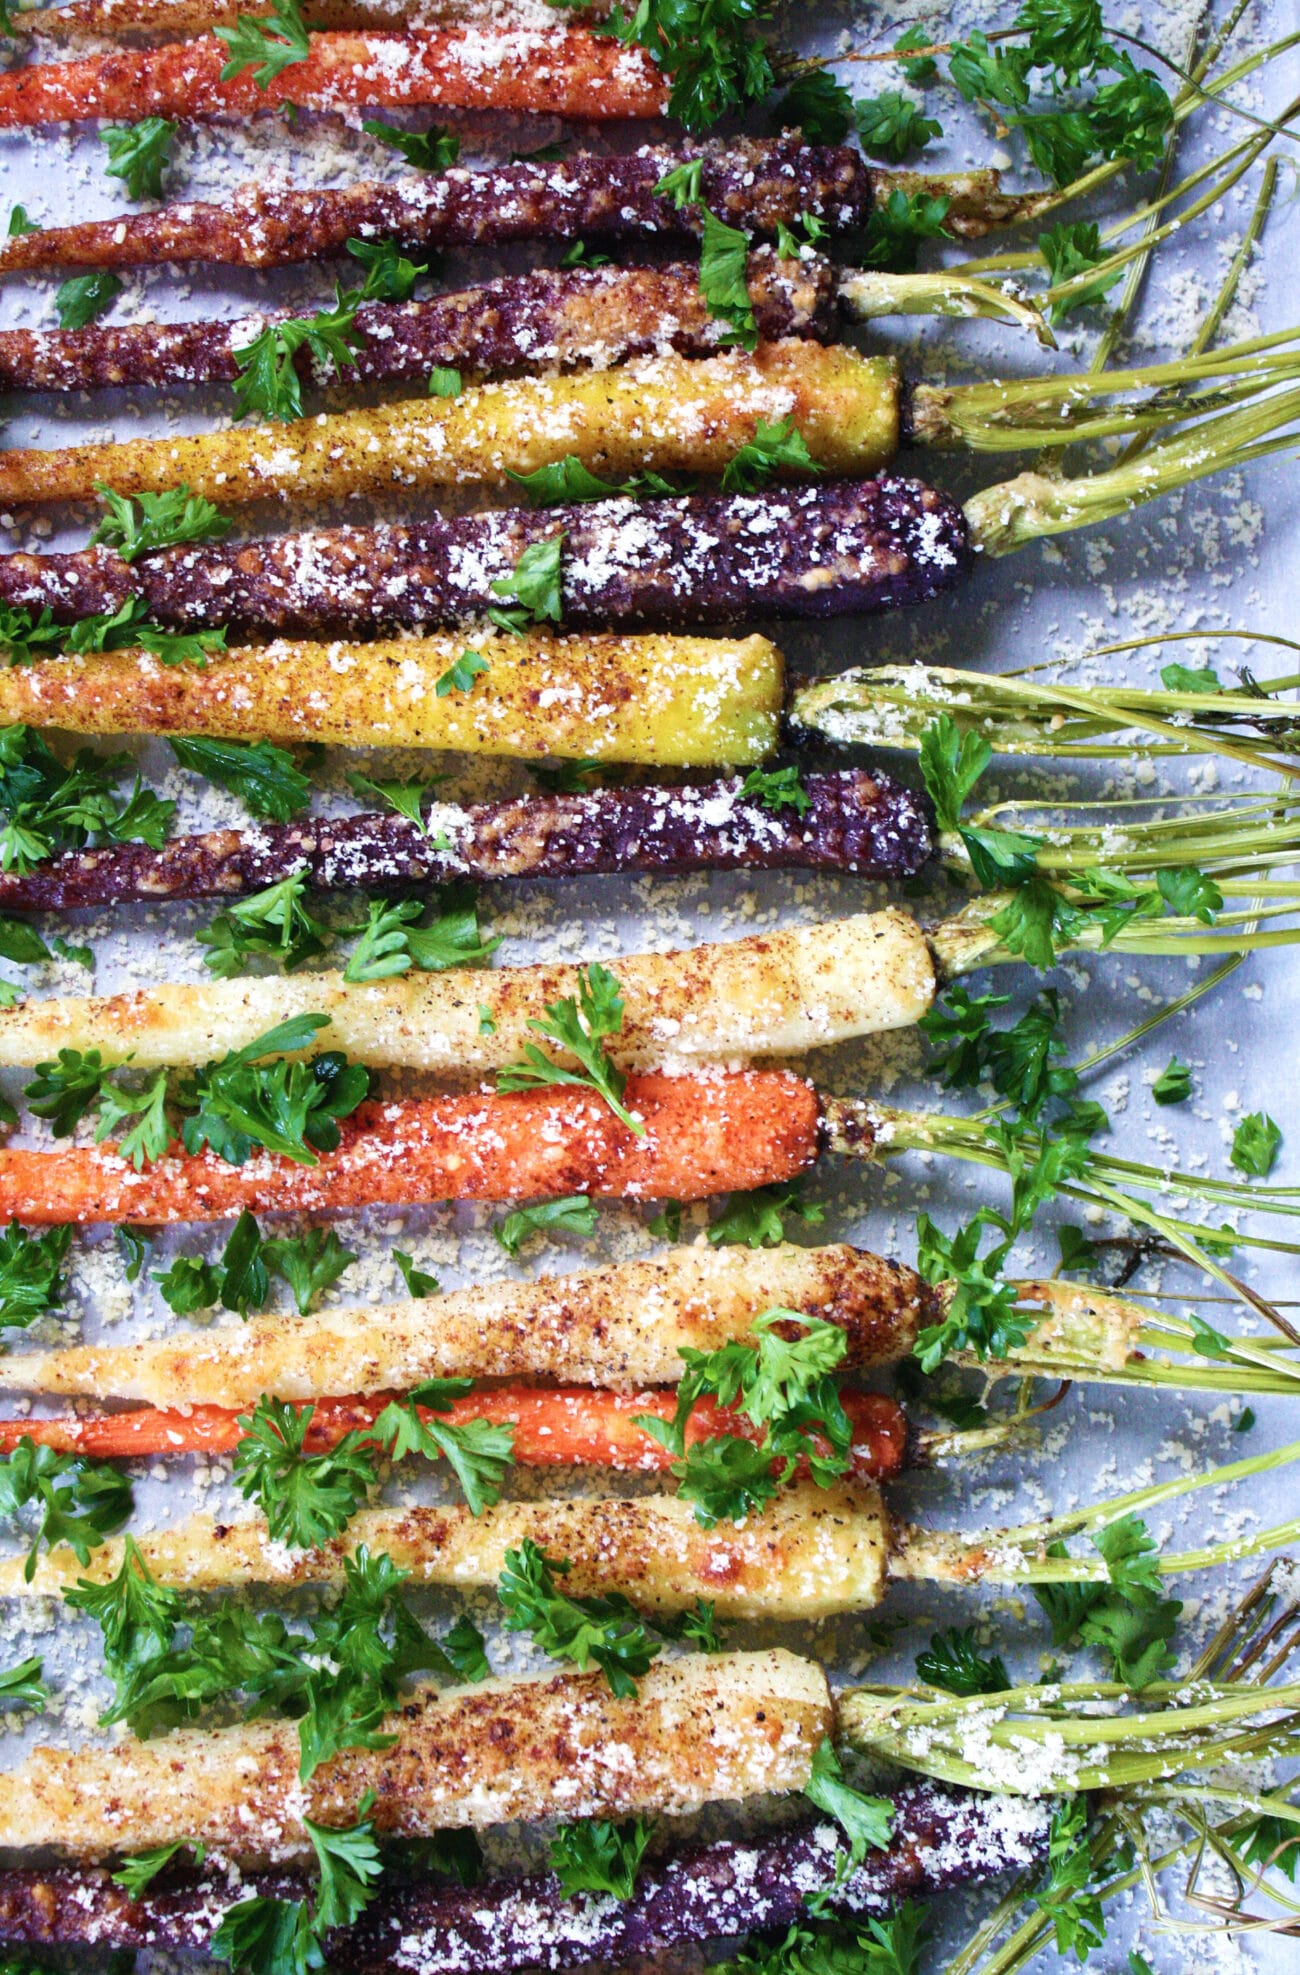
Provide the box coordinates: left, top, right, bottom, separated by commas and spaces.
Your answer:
0, 26, 665, 127
0, 1386, 910, 1480
0, 1074, 823, 1226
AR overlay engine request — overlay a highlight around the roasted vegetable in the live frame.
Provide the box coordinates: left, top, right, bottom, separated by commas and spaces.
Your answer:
1, 1481, 896, 1617
0, 627, 783, 763
0, 342, 900, 508
0, 1386, 909, 1488
0, 1649, 831, 1855
10, 0, 554, 34
0, 253, 833, 397
0, 26, 665, 127
0, 1242, 1143, 1410
0, 768, 933, 915
0, 909, 937, 1071
0, 1072, 821, 1224
0, 481, 969, 634
0, 139, 1028, 278
0, 1789, 1052, 1975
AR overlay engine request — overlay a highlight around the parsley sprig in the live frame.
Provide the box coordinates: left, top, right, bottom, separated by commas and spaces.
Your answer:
154, 1210, 355, 1318
1034, 1513, 1181, 1688
0, 725, 173, 875
372, 1379, 515, 1516
634, 1309, 851, 1526
498, 1538, 722, 1695
0, 1437, 133, 1581
103, 117, 177, 201
233, 1396, 376, 1548
216, 0, 311, 89
549, 1817, 652, 1901
91, 484, 232, 562
497, 961, 644, 1135
26, 1015, 369, 1172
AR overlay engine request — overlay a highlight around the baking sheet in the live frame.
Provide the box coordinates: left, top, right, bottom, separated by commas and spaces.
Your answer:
0, 1, 1298, 1968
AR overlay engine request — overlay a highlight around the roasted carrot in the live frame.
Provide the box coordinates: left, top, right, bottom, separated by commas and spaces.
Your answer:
0, 26, 664, 127
0, 1073, 822, 1225
0, 1385, 910, 1480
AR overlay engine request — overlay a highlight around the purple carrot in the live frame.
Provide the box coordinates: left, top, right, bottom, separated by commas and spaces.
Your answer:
0, 480, 972, 636
0, 768, 935, 914
0, 252, 832, 396
0, 1791, 1052, 1973
0, 137, 1037, 278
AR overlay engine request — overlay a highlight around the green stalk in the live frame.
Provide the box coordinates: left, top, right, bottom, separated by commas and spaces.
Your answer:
909, 331, 1300, 450
788, 653, 1300, 777
840, 1676, 1300, 1793
962, 384, 1300, 553
836, 269, 1054, 345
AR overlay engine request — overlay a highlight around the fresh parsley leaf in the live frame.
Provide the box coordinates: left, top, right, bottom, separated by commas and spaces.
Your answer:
506, 457, 680, 506
707, 1180, 824, 1248
1034, 1516, 1181, 1688
103, 117, 176, 202
1235, 1405, 1256, 1433
916, 1624, 1010, 1696
263, 1226, 356, 1314
373, 1380, 514, 1516
362, 118, 459, 170
1239, 1812, 1300, 1881
95, 1069, 172, 1170
177, 1017, 369, 1169
488, 534, 564, 633
497, 1538, 662, 1697
913, 1213, 1031, 1373
435, 648, 490, 696
51, 936, 94, 971
112, 1840, 207, 1898
918, 712, 989, 832
803, 1738, 893, 1867
118, 1227, 151, 1282
216, 0, 311, 88
7, 204, 39, 236
153, 1252, 224, 1317
394, 1248, 439, 1297
1232, 1111, 1282, 1177
655, 1431, 781, 1525
918, 985, 1012, 1089
305, 1800, 383, 1932
427, 364, 462, 398
168, 735, 312, 821
343, 890, 496, 983
26, 1046, 116, 1136
442, 1613, 490, 1683
494, 1194, 599, 1258
739, 763, 810, 814
1151, 1056, 1192, 1105
699, 206, 757, 348
233, 288, 363, 421
652, 158, 705, 208
345, 234, 427, 303
233, 1396, 375, 1547
1056, 1224, 1097, 1275
0, 1653, 46, 1712
497, 961, 643, 1135
549, 1817, 651, 1901
771, 68, 853, 142
0, 1437, 133, 1581
721, 415, 820, 494
199, 872, 331, 978
893, 26, 939, 84
1038, 219, 1122, 323
55, 271, 123, 330
606, 0, 774, 131
1161, 661, 1222, 694
857, 189, 950, 271
0, 1221, 72, 1334
1033, 1797, 1105, 1961
1155, 864, 1222, 924
852, 91, 941, 162
211, 1893, 321, 1975
559, 239, 612, 269
648, 1200, 682, 1241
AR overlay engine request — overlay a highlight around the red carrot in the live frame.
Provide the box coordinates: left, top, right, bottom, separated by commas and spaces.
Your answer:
0, 1385, 909, 1480
0, 1075, 823, 1226
0, 26, 665, 127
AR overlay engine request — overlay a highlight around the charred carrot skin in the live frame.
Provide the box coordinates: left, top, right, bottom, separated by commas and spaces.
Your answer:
0, 1073, 825, 1225
0, 481, 969, 636
0, 253, 831, 396
0, 26, 666, 127
0, 141, 1029, 279
0, 1386, 911, 1481
0, 770, 934, 915
0, 1790, 1051, 1975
